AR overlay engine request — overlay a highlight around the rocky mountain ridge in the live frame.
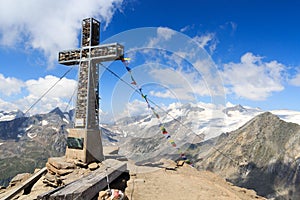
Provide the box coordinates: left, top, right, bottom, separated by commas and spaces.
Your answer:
0, 107, 118, 187
192, 112, 300, 199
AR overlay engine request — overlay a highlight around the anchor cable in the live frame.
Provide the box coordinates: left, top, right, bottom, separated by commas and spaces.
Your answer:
24, 66, 75, 115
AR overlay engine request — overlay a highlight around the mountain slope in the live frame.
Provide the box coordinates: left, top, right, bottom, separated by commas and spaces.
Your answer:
193, 112, 300, 199
0, 107, 123, 187
0, 108, 70, 187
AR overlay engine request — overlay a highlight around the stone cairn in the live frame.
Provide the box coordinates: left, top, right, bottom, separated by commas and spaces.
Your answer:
43, 157, 100, 187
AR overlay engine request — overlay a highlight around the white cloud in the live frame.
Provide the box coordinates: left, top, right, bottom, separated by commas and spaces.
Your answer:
222, 52, 285, 100
289, 72, 300, 86
0, 98, 19, 111
25, 75, 76, 99
0, 74, 77, 114
117, 99, 149, 119
147, 27, 176, 48
148, 67, 210, 100
193, 32, 218, 54
0, 73, 25, 96
180, 25, 194, 32
149, 90, 173, 98
0, 0, 123, 67
157, 27, 176, 40
21, 75, 77, 114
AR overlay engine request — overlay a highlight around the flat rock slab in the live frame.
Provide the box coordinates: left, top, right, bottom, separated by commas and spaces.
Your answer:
48, 157, 75, 170
38, 159, 127, 200
46, 163, 74, 176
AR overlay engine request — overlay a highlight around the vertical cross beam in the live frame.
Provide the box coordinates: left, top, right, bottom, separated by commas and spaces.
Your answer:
58, 18, 124, 163
76, 18, 100, 130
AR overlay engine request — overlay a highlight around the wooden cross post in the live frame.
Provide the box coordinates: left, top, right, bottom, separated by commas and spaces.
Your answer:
58, 18, 124, 163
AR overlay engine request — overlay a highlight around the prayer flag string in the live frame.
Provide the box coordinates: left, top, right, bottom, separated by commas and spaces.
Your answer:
121, 57, 191, 164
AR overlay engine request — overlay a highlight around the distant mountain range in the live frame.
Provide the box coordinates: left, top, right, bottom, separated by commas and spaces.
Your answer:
103, 103, 300, 162
1, 103, 300, 199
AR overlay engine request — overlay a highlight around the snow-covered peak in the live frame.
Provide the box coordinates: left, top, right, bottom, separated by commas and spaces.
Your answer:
112, 102, 300, 142
0, 110, 25, 122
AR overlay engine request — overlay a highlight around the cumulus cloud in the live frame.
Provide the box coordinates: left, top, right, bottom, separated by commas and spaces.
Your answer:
21, 75, 77, 113
25, 75, 76, 99
0, 0, 123, 67
0, 74, 77, 114
0, 74, 25, 96
222, 52, 285, 100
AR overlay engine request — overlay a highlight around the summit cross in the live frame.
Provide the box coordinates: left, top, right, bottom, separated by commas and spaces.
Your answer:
58, 18, 124, 163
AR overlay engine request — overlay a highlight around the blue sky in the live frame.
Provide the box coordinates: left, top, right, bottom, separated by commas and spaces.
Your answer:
0, 0, 299, 120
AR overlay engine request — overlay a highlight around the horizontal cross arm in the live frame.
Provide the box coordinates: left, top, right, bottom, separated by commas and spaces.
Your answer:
58, 49, 81, 66
58, 43, 124, 65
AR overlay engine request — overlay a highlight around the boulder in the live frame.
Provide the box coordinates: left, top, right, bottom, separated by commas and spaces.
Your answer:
74, 160, 88, 168
9, 173, 31, 187
88, 162, 99, 170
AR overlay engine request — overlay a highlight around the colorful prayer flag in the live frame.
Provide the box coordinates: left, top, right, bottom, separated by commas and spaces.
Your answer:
126, 66, 131, 72
130, 74, 135, 82
168, 139, 174, 143
165, 134, 171, 139
121, 54, 192, 166
155, 113, 160, 118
